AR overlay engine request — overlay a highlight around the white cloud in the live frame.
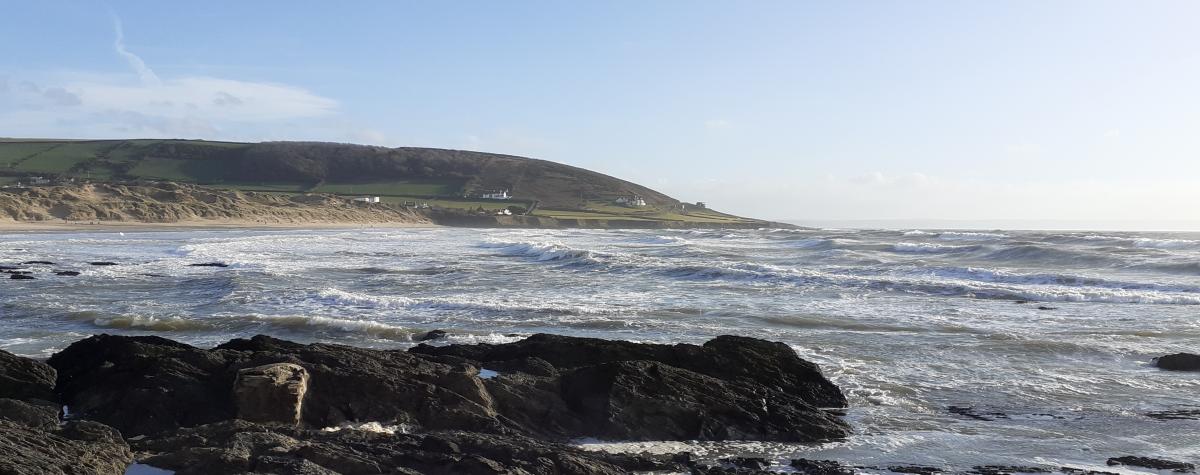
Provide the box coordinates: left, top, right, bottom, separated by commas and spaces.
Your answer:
0, 14, 339, 139
704, 119, 732, 130
111, 13, 160, 86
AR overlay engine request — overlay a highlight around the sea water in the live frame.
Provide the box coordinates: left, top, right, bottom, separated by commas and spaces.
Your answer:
1, 227, 1197, 468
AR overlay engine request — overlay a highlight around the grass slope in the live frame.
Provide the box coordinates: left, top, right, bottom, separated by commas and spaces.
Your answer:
0, 139, 763, 225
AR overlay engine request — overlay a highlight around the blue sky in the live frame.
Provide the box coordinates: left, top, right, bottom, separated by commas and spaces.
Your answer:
2, 1, 1199, 225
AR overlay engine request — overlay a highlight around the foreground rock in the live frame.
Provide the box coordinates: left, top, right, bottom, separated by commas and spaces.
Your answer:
132, 419, 676, 475
1153, 353, 1200, 371
0, 348, 57, 401
48, 333, 849, 444
0, 350, 132, 474
1106, 456, 1195, 472
0, 401, 133, 475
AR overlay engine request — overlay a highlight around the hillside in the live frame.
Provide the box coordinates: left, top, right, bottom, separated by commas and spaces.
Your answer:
0, 139, 767, 227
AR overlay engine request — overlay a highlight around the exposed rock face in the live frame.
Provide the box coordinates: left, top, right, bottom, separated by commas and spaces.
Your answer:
130, 419, 679, 475
411, 333, 847, 408
1106, 456, 1195, 472
233, 363, 309, 426
0, 348, 57, 401
1153, 353, 1200, 371
47, 333, 849, 444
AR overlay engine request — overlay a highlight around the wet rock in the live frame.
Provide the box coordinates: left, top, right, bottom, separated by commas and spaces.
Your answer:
790, 458, 854, 475
971, 465, 1053, 475
1036, 306, 1058, 311
20, 260, 55, 265
1060, 467, 1119, 475
233, 363, 309, 426
0, 400, 133, 475
887, 465, 944, 475
132, 419, 679, 475
1106, 456, 1195, 472
1146, 409, 1200, 420
48, 334, 237, 436
411, 333, 847, 408
9, 273, 35, 280
48, 333, 849, 444
418, 329, 449, 341
0, 348, 57, 401
188, 262, 229, 267
1153, 353, 1200, 371
561, 360, 847, 441
723, 457, 771, 470
54, 270, 81, 276
89, 261, 118, 266
949, 405, 1009, 421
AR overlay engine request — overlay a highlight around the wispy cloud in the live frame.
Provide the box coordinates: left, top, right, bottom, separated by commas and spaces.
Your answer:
0, 12, 340, 140
111, 13, 161, 86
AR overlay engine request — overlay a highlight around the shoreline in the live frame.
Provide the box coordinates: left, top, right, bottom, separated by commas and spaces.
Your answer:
0, 219, 441, 233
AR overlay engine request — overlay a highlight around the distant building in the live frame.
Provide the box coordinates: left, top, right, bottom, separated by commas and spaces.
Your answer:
480, 190, 510, 200
695, 202, 706, 209
28, 176, 50, 186
615, 195, 647, 207
352, 196, 381, 204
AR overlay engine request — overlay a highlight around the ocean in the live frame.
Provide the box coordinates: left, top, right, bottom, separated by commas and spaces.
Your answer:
2, 227, 1197, 468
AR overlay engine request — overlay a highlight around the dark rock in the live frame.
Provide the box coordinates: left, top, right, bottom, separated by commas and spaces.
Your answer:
48, 334, 237, 436
20, 260, 55, 265
949, 405, 1009, 421
412, 333, 847, 408
9, 273, 35, 280
1036, 306, 1058, 311
0, 265, 19, 270
48, 333, 849, 444
723, 457, 771, 470
971, 465, 1053, 475
888, 465, 944, 475
188, 262, 229, 267
791, 458, 854, 475
1146, 409, 1200, 420
89, 261, 118, 266
0, 348, 57, 401
0, 398, 60, 431
0, 400, 133, 475
560, 360, 847, 441
1106, 456, 1195, 472
55, 270, 81, 276
1153, 353, 1200, 371
418, 329, 449, 341
132, 419, 679, 475
1060, 467, 1119, 475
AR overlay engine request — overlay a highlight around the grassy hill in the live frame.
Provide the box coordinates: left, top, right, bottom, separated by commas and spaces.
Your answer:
0, 138, 764, 226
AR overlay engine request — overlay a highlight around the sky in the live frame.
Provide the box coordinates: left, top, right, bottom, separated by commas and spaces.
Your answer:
2, 1, 1199, 227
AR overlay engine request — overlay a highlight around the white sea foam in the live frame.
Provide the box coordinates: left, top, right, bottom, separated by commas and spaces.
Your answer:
321, 421, 411, 434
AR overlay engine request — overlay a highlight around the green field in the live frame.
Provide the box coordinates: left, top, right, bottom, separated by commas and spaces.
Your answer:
312, 179, 464, 197
0, 138, 767, 226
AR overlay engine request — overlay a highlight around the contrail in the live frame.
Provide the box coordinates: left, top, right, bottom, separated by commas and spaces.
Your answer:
111, 12, 161, 86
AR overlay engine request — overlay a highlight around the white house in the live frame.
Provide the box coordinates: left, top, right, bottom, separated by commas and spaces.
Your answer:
616, 195, 647, 207
352, 196, 381, 204
480, 190, 510, 200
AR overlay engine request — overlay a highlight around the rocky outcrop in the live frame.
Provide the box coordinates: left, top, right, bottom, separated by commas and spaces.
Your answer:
1107, 456, 1195, 472
0, 348, 132, 475
232, 363, 309, 426
0, 348, 57, 401
130, 419, 678, 475
1154, 353, 1200, 371
46, 333, 849, 444
410, 333, 847, 408
0, 409, 134, 475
